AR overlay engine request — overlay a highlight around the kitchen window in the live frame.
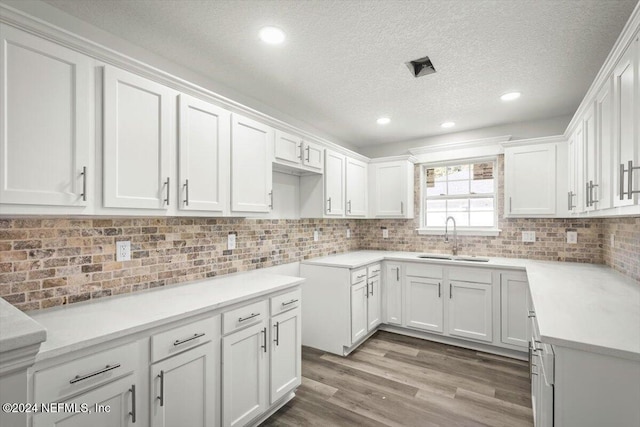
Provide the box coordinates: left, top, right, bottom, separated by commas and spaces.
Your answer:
418, 158, 500, 236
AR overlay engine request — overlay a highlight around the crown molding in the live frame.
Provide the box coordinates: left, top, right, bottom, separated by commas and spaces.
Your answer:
500, 135, 566, 148
368, 155, 418, 164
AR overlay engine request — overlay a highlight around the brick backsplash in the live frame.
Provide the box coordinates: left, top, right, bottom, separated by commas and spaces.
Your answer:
1, 158, 638, 311
0, 218, 358, 311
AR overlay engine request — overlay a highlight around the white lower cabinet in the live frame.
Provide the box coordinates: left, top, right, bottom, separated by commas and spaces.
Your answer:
500, 272, 529, 348
270, 308, 302, 404
405, 276, 443, 333
384, 263, 403, 325
367, 272, 382, 331
350, 280, 368, 343
448, 280, 493, 343
33, 374, 138, 427
150, 342, 217, 427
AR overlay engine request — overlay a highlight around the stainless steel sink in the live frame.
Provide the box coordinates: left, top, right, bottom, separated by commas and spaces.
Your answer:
453, 256, 490, 262
416, 254, 453, 260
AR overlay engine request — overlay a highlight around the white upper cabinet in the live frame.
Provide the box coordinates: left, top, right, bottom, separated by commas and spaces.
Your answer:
103, 66, 175, 210
595, 76, 614, 210
504, 142, 557, 216
613, 34, 639, 207
583, 105, 598, 211
231, 114, 273, 213
369, 159, 414, 218
0, 24, 92, 209
324, 150, 346, 216
178, 94, 230, 213
273, 130, 323, 173
345, 157, 367, 217
567, 128, 584, 214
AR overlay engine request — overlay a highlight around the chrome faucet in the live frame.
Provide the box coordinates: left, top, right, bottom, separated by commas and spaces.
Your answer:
444, 216, 458, 256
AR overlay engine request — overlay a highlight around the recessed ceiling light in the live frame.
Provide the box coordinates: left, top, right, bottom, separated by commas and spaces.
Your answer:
376, 117, 391, 125
441, 121, 455, 128
501, 92, 521, 101
259, 26, 286, 44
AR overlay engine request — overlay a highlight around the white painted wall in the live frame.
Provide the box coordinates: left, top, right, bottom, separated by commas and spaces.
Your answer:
358, 115, 572, 158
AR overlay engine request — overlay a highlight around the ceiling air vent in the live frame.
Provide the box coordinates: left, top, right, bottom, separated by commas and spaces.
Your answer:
405, 55, 436, 78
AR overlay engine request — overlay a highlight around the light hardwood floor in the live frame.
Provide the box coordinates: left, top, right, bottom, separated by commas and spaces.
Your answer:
262, 331, 533, 427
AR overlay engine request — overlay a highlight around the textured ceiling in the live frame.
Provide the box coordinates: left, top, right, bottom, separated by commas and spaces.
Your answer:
43, 0, 638, 148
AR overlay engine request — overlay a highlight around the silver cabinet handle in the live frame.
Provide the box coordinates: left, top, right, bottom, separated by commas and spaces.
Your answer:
70, 363, 121, 384
157, 370, 164, 407
305, 145, 310, 162
400, 201, 404, 215
129, 384, 136, 423
438, 282, 441, 298
396, 267, 399, 281
183, 179, 189, 206
568, 191, 575, 210
619, 161, 639, 200
297, 143, 302, 159
620, 163, 626, 200
628, 160, 633, 200
261, 327, 267, 352
528, 310, 536, 318
449, 283, 452, 299
369, 281, 374, 296
282, 299, 298, 306
366, 282, 370, 298
372, 269, 381, 274
590, 181, 599, 205
586, 182, 591, 207
274, 321, 280, 346
239, 312, 260, 322
509, 196, 512, 213
173, 332, 205, 346
163, 177, 170, 205
269, 190, 273, 209
356, 274, 366, 280
348, 200, 352, 213
80, 166, 87, 201
327, 197, 332, 212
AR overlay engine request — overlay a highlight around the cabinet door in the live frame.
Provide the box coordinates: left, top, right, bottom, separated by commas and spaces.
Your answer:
324, 150, 345, 216
270, 308, 301, 404
302, 141, 323, 171
274, 130, 302, 165
178, 94, 230, 213
596, 77, 614, 210
504, 144, 556, 215
567, 129, 584, 213
104, 66, 174, 209
231, 114, 273, 213
33, 375, 137, 427
151, 342, 217, 427
371, 162, 406, 217
405, 276, 443, 333
345, 157, 367, 216
613, 36, 639, 207
583, 105, 598, 211
0, 24, 92, 207
500, 273, 529, 348
222, 321, 268, 427
350, 281, 368, 344
367, 276, 382, 331
385, 264, 402, 325
448, 281, 493, 342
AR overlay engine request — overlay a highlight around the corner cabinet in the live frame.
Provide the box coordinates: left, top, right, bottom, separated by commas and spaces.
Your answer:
103, 65, 175, 210
368, 158, 415, 218
345, 157, 367, 217
0, 23, 93, 210
323, 149, 346, 216
230, 114, 274, 213
504, 141, 558, 216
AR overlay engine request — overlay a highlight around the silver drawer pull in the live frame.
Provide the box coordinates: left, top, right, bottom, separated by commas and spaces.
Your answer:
173, 332, 205, 346
281, 299, 299, 306
70, 363, 121, 384
356, 274, 366, 279
372, 269, 381, 274
239, 312, 260, 322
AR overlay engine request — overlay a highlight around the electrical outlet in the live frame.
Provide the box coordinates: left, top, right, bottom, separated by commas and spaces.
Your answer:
227, 233, 236, 250
610, 234, 615, 248
313, 230, 319, 242
116, 241, 131, 261
382, 228, 389, 239
522, 231, 536, 243
346, 228, 351, 238
567, 231, 577, 244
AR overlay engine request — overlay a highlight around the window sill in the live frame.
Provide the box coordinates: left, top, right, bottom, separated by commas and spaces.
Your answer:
416, 228, 502, 237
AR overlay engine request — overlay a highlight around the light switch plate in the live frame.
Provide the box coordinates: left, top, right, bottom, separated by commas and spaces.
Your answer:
522, 231, 536, 243
382, 228, 389, 239
227, 233, 236, 250
313, 230, 319, 241
566, 231, 577, 244
116, 241, 131, 261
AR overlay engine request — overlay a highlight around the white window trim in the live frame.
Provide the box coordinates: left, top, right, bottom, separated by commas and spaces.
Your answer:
418, 157, 501, 236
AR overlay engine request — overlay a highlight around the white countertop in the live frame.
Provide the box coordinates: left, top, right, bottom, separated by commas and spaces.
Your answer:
28, 271, 304, 362
302, 251, 640, 361
0, 297, 46, 353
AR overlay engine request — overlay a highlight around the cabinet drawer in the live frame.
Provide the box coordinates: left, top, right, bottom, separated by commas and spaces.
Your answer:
223, 299, 268, 335
367, 264, 382, 278
271, 288, 301, 316
150, 316, 218, 362
34, 341, 138, 403
405, 263, 443, 279
351, 268, 367, 284
449, 267, 492, 284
